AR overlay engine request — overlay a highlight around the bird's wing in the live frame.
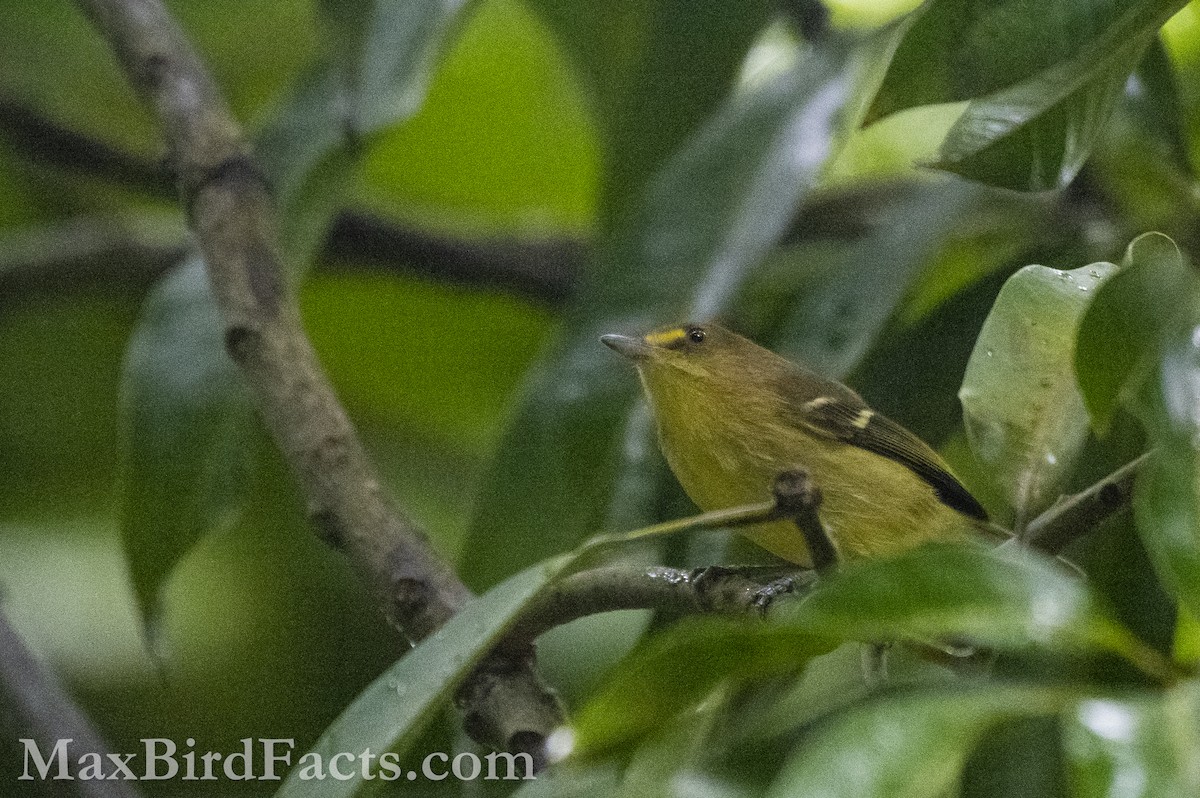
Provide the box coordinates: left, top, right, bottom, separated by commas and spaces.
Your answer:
789, 394, 989, 521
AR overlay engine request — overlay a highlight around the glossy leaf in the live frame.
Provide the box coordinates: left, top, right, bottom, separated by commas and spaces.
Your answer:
867, 0, 1188, 190
275, 554, 572, 798
1076, 233, 1200, 433
767, 687, 1071, 798
868, 0, 1182, 121
764, 179, 983, 380
118, 257, 254, 632
570, 618, 836, 758
1074, 233, 1200, 614
960, 262, 1116, 522
931, 32, 1148, 191
780, 543, 1146, 661
462, 43, 853, 589
1133, 330, 1200, 618
524, 0, 771, 216
1063, 686, 1200, 798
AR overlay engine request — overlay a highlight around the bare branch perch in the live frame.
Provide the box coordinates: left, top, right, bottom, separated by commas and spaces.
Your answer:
1026, 453, 1149, 555
502, 564, 817, 655
499, 469, 832, 652
73, 0, 562, 755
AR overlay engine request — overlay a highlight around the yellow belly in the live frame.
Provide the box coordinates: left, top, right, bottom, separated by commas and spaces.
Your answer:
659, 422, 969, 566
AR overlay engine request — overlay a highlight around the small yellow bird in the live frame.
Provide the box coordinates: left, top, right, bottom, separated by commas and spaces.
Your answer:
601, 323, 989, 566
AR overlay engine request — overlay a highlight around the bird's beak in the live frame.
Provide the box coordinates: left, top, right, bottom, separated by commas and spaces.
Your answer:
601, 333, 651, 361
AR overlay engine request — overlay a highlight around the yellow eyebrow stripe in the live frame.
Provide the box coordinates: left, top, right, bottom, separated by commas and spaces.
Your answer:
645, 328, 687, 346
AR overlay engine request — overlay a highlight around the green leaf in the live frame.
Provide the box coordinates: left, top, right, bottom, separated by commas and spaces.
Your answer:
960, 717, 1069, 798
1076, 233, 1200, 432
780, 543, 1144, 660
763, 179, 983, 380
461, 44, 854, 589
570, 618, 836, 758
867, 0, 1188, 191
263, 0, 481, 267
618, 686, 728, 798
931, 33, 1148, 191
1133, 333, 1200, 618
767, 686, 1071, 798
868, 0, 1180, 121
316, 0, 478, 135
1063, 685, 1200, 797
510, 762, 622, 798
254, 62, 357, 268
1075, 233, 1200, 616
525, 0, 771, 216
119, 257, 254, 632
1178, 607, 1200, 666
959, 261, 1116, 522
275, 554, 572, 798
1128, 36, 1193, 173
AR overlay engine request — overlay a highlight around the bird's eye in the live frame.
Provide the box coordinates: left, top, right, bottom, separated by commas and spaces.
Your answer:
687, 328, 706, 344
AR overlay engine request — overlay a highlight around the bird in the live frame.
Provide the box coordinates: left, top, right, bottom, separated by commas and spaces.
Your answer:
601, 322, 989, 566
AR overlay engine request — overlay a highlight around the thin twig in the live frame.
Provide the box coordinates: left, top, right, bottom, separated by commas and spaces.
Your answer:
502, 468, 834, 651
1026, 453, 1150, 555
323, 212, 582, 305
0, 98, 584, 305
0, 213, 186, 297
73, 0, 562, 755
0, 610, 142, 798
0, 97, 174, 196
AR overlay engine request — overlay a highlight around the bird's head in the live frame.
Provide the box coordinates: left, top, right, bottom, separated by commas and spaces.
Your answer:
600, 322, 733, 377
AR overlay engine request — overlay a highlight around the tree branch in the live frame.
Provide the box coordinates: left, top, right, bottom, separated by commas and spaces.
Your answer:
0, 98, 584, 305
72, 0, 562, 756
0, 213, 186, 298
1026, 453, 1150, 555
0, 97, 174, 197
502, 564, 817, 652
0, 610, 142, 798
499, 469, 832, 652
322, 211, 582, 305
500, 456, 1156, 654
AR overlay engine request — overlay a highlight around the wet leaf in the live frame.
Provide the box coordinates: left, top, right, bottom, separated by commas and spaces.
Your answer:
1075, 233, 1200, 615
1076, 233, 1200, 433
767, 687, 1071, 798
960, 261, 1116, 523
571, 618, 836, 758
779, 543, 1145, 662
931, 35, 1148, 191
276, 554, 573, 798
867, 0, 1188, 191
1063, 685, 1200, 798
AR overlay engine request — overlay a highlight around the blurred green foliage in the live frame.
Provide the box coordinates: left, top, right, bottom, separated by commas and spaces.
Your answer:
4, 0, 1200, 796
